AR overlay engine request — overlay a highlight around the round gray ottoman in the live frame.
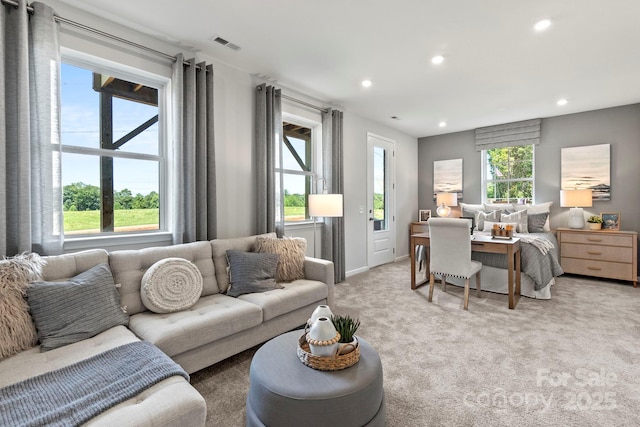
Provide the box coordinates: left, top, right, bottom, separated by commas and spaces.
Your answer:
246, 331, 385, 427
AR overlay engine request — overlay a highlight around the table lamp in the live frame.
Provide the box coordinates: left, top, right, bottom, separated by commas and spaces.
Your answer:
560, 189, 592, 229
436, 192, 458, 217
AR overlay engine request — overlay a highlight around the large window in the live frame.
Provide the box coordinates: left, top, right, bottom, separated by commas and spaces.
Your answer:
280, 120, 319, 222
60, 61, 164, 236
482, 145, 534, 204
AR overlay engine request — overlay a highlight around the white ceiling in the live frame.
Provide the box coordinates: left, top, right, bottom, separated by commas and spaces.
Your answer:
56, 0, 640, 138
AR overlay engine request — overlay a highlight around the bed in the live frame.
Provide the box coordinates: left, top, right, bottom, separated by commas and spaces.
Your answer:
420, 202, 564, 299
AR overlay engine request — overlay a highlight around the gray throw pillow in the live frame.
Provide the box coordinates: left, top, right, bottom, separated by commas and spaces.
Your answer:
27, 263, 129, 352
528, 212, 549, 233
226, 250, 283, 297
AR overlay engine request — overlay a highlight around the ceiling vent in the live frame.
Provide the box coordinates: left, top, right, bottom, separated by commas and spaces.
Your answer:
210, 35, 241, 51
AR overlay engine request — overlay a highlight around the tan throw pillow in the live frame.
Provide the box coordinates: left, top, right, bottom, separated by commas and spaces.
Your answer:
0, 253, 45, 360
255, 236, 306, 282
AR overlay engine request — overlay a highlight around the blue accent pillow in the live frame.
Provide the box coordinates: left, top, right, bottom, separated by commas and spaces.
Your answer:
225, 250, 282, 297
27, 263, 128, 352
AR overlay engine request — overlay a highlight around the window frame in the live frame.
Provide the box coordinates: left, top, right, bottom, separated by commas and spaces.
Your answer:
280, 113, 322, 224
60, 50, 172, 250
481, 144, 535, 204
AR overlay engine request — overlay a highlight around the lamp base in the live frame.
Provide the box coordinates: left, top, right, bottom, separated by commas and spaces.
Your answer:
436, 204, 451, 217
567, 207, 585, 229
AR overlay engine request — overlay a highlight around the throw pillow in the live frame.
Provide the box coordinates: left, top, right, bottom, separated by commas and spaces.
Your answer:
226, 250, 283, 297
484, 202, 515, 212
476, 210, 501, 231
141, 258, 204, 313
502, 210, 529, 233
255, 236, 306, 282
27, 263, 129, 352
519, 201, 553, 231
0, 253, 45, 360
528, 212, 550, 233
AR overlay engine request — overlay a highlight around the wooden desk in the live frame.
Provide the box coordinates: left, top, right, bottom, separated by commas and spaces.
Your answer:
410, 233, 522, 309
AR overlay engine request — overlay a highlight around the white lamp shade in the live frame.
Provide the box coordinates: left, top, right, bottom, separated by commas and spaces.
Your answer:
560, 189, 592, 208
309, 194, 343, 217
436, 192, 458, 207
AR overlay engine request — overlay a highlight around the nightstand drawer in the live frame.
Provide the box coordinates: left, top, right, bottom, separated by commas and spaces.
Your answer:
561, 243, 633, 263
559, 232, 633, 247
560, 258, 633, 281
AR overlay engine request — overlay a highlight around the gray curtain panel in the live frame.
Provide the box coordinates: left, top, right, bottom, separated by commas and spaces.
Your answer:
0, 1, 63, 257
255, 84, 284, 237
171, 54, 217, 244
321, 109, 345, 283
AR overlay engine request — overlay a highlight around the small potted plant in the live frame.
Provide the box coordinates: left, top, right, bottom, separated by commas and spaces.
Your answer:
587, 215, 602, 230
331, 314, 360, 355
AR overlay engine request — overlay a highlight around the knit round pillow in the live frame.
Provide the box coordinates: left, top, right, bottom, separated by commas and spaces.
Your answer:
141, 258, 203, 313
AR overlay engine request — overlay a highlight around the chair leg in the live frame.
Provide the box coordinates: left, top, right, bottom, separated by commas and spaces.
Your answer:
476, 271, 482, 298
442, 274, 447, 292
428, 273, 435, 302
463, 279, 470, 310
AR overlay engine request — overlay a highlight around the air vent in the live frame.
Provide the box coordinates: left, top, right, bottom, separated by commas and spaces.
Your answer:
210, 35, 241, 51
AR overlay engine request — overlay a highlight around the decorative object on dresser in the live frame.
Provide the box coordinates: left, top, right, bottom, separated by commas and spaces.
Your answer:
560, 189, 592, 229
586, 215, 603, 230
435, 192, 458, 217
418, 209, 431, 222
556, 228, 637, 287
600, 212, 620, 230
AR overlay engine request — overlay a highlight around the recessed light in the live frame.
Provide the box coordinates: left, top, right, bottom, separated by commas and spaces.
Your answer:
438, 121, 447, 127
361, 80, 372, 88
534, 19, 551, 31
431, 55, 444, 65
557, 98, 568, 106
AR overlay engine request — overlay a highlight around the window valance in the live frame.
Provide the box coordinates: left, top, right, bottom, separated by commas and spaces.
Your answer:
474, 118, 541, 151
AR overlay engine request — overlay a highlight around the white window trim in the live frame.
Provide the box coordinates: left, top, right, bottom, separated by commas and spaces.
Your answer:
481, 145, 536, 203
61, 49, 171, 252
281, 113, 322, 225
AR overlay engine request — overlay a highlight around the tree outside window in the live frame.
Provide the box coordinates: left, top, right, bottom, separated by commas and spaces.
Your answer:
484, 145, 534, 204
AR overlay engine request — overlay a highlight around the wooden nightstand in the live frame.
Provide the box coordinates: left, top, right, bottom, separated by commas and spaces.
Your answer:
409, 222, 429, 252
556, 228, 638, 287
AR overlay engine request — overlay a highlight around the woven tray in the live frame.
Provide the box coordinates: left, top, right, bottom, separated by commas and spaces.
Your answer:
297, 334, 360, 371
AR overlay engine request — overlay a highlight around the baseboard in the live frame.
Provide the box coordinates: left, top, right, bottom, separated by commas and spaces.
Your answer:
346, 266, 369, 277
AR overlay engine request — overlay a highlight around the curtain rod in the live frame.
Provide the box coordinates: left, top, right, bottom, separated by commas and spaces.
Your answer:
2, 0, 197, 67
281, 94, 329, 114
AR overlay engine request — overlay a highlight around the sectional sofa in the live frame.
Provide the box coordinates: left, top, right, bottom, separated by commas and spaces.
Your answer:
0, 233, 335, 426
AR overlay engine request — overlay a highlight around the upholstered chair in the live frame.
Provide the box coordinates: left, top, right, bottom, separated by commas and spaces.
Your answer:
427, 218, 482, 310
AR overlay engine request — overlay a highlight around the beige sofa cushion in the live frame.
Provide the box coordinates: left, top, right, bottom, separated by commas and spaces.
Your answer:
128, 294, 263, 357
110, 242, 217, 316
238, 279, 328, 322
210, 233, 276, 293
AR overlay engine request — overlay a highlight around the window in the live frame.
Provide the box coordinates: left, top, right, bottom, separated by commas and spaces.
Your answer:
280, 120, 319, 222
60, 61, 165, 236
482, 145, 534, 204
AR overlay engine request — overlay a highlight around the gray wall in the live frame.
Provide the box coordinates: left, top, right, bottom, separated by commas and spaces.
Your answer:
418, 104, 640, 236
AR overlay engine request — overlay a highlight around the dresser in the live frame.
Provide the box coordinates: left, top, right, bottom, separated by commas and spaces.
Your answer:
556, 228, 638, 287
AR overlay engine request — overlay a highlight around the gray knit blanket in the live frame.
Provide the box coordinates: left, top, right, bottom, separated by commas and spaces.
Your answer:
0, 341, 189, 427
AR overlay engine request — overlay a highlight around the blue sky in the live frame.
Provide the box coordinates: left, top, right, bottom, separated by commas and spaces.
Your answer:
61, 63, 159, 196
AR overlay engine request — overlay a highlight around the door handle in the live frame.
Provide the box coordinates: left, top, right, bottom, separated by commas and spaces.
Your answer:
369, 218, 374, 221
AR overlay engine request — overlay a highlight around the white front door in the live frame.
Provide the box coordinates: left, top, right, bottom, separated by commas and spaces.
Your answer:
367, 133, 395, 268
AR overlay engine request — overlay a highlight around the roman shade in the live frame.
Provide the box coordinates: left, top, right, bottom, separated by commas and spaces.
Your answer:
474, 118, 541, 151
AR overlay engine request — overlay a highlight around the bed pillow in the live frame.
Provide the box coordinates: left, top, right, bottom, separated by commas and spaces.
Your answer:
502, 210, 528, 233
255, 236, 306, 282
484, 202, 515, 212
517, 201, 553, 231
27, 263, 128, 352
0, 253, 45, 360
476, 210, 501, 231
226, 250, 283, 297
528, 212, 550, 233
141, 258, 203, 313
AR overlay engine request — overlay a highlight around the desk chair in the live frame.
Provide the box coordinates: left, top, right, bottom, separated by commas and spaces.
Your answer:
427, 218, 482, 310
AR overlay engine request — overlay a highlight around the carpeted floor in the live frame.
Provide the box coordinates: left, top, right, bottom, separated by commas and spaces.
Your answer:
190, 259, 640, 426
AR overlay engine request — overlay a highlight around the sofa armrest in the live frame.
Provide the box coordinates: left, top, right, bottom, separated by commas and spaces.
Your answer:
304, 257, 335, 309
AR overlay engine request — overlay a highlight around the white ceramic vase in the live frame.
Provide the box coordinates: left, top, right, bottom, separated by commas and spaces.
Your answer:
309, 305, 333, 325
307, 317, 339, 357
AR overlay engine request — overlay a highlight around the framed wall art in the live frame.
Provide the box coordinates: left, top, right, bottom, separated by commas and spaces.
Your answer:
433, 158, 463, 201
561, 143, 610, 201
419, 209, 431, 222
601, 212, 620, 230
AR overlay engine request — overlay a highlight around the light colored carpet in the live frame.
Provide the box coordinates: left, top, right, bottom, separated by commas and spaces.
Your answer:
190, 259, 640, 426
